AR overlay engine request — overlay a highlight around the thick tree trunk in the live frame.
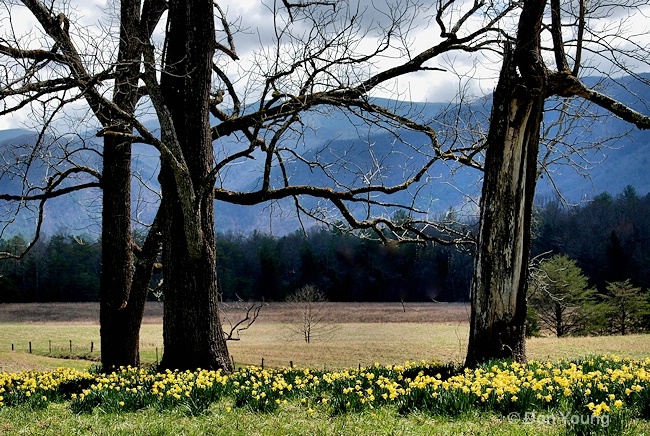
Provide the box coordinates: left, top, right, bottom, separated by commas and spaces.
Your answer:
465, 0, 548, 367
99, 0, 142, 371
100, 134, 137, 370
98, 0, 168, 371
157, 0, 233, 371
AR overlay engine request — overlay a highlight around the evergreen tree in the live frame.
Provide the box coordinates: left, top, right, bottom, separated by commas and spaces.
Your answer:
601, 279, 650, 335
529, 255, 599, 337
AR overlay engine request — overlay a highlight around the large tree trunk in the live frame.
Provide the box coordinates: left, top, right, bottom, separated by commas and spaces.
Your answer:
99, 0, 142, 371
100, 136, 137, 369
157, 0, 233, 371
98, 0, 168, 372
465, 0, 547, 367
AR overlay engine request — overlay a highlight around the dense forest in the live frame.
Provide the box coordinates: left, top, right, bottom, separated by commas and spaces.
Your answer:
532, 186, 650, 292
0, 187, 648, 304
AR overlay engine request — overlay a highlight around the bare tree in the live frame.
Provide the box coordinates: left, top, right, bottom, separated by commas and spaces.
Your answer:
4, 0, 646, 370
0, 0, 166, 370
2, 0, 509, 370
466, 0, 650, 365
285, 285, 338, 344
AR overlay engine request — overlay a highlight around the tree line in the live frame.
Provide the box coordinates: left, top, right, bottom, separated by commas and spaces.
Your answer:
0, 234, 101, 303
0, 227, 474, 304
526, 186, 650, 337
1, 186, 648, 305
533, 185, 650, 292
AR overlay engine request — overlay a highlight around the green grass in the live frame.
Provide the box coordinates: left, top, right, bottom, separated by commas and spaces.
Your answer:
0, 401, 591, 436
3, 405, 648, 435
2, 357, 650, 435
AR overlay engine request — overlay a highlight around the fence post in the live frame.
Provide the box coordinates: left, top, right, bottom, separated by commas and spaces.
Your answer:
49, 340, 52, 354
90, 342, 94, 353
11, 343, 14, 351
261, 357, 264, 369
290, 360, 293, 369
69, 340, 72, 353
29, 342, 32, 354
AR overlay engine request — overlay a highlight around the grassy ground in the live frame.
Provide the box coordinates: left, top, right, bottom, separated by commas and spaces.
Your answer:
0, 401, 615, 436
2, 302, 650, 371
1, 302, 650, 435
0, 301, 470, 324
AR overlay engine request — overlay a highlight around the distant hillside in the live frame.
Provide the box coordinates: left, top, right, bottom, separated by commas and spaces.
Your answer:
1, 75, 649, 237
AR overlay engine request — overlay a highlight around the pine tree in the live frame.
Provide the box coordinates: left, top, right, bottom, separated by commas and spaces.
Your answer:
601, 279, 650, 335
529, 255, 599, 337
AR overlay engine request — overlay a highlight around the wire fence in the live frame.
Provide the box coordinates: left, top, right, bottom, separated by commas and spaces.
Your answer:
5, 340, 163, 366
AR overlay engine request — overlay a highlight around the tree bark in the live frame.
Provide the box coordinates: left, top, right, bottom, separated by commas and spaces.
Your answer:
99, 0, 141, 371
99, 0, 168, 371
157, 0, 233, 371
465, 0, 547, 367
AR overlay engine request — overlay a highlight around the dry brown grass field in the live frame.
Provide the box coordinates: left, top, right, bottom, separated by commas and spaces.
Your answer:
1, 301, 649, 372
0, 301, 470, 324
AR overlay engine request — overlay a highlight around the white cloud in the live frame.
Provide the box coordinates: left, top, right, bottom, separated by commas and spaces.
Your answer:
1, 0, 649, 131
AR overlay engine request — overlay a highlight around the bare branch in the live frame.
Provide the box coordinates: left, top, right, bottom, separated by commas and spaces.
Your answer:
220, 296, 265, 341
213, 1, 239, 61
572, 0, 587, 76
549, 0, 569, 72
281, 0, 336, 23
547, 72, 650, 129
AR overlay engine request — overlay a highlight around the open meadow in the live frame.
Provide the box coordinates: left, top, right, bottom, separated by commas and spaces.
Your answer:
2, 302, 650, 435
2, 301, 650, 371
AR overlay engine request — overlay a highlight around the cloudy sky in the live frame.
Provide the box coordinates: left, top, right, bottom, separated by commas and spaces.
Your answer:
214, 0, 504, 101
0, 0, 501, 130
1, 0, 649, 131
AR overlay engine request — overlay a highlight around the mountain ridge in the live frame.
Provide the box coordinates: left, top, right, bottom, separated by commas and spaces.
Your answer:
1, 76, 649, 238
